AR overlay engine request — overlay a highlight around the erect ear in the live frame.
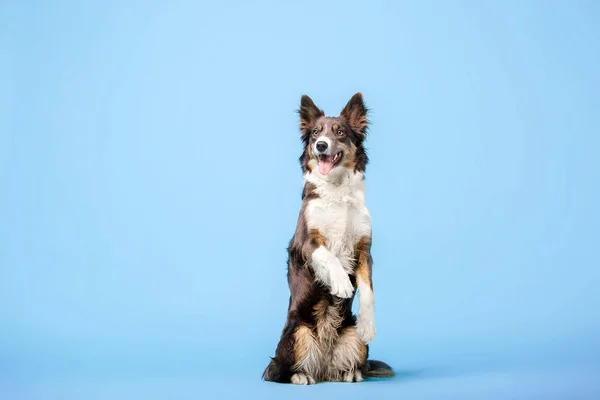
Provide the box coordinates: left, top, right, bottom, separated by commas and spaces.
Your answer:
340, 92, 369, 138
298, 95, 324, 141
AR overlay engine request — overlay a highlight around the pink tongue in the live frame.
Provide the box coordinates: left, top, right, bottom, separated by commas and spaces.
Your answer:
318, 157, 333, 175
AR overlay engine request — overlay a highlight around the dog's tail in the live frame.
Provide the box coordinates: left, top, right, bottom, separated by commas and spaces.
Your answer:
365, 359, 395, 378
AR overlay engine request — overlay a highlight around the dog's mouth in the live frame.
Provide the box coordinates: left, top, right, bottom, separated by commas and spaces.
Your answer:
317, 151, 343, 175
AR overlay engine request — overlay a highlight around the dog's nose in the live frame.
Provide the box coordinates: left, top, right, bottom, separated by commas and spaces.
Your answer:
316, 141, 328, 152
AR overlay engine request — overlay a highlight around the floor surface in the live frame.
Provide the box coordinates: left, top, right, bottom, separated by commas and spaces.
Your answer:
2, 357, 599, 399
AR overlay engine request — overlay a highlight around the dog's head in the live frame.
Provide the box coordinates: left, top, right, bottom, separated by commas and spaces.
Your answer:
297, 92, 369, 177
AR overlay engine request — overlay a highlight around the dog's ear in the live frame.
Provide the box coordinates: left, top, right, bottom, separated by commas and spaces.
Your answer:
298, 95, 324, 141
340, 92, 369, 138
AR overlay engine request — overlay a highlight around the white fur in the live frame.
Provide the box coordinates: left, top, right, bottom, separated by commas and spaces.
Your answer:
356, 277, 375, 344
304, 168, 375, 338
331, 328, 366, 372
342, 370, 363, 382
311, 246, 354, 298
314, 136, 332, 155
304, 170, 371, 275
294, 326, 323, 379
291, 372, 315, 385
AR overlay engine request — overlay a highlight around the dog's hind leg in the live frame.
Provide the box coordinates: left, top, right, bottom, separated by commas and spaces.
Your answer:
290, 325, 321, 384
263, 317, 322, 384
327, 326, 368, 382
263, 316, 297, 383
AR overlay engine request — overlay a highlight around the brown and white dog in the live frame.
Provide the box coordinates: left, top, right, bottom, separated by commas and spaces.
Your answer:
262, 93, 393, 384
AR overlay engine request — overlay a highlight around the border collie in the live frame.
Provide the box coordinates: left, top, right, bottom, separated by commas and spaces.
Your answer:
262, 93, 393, 384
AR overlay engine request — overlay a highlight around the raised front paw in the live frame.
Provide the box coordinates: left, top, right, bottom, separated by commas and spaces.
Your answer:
356, 315, 376, 344
330, 267, 354, 299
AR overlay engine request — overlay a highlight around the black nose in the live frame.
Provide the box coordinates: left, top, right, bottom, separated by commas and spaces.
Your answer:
316, 141, 328, 152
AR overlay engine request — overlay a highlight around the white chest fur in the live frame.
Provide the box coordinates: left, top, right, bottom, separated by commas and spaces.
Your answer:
304, 171, 372, 274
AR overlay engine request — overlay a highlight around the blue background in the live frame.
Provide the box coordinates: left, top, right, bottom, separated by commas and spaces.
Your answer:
2, 0, 599, 398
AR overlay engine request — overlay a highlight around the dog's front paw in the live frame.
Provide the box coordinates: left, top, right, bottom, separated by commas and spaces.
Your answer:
329, 267, 354, 298
356, 315, 376, 344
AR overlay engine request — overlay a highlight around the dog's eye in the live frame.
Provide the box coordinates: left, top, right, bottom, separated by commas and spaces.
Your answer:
312, 129, 319, 136
337, 129, 345, 136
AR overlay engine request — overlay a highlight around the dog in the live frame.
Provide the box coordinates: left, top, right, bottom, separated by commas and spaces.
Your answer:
262, 93, 393, 384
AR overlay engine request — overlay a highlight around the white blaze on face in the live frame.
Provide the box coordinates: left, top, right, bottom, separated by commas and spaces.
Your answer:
313, 136, 331, 154
313, 136, 336, 176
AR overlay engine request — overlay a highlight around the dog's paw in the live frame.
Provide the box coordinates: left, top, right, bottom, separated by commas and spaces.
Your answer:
291, 372, 316, 385
343, 370, 363, 383
356, 315, 376, 344
329, 267, 354, 299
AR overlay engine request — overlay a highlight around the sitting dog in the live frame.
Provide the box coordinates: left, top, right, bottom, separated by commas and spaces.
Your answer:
262, 93, 393, 384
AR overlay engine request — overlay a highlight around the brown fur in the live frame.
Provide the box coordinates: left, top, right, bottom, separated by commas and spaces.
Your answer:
355, 235, 373, 290
329, 326, 368, 381
299, 93, 369, 174
309, 229, 327, 248
262, 93, 393, 384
